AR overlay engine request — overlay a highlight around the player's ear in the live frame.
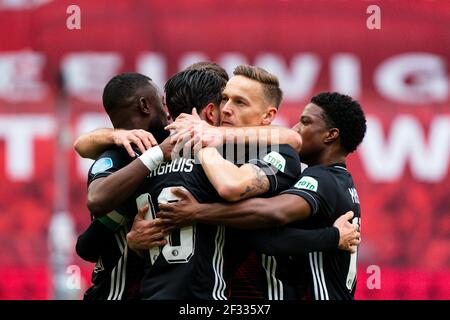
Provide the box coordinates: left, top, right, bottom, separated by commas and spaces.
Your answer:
204, 103, 218, 125
261, 106, 277, 125
324, 128, 339, 143
138, 97, 151, 115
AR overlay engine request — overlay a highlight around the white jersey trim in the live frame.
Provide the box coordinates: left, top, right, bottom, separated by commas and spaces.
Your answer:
309, 252, 329, 300
107, 226, 128, 300
262, 254, 284, 300
212, 226, 227, 300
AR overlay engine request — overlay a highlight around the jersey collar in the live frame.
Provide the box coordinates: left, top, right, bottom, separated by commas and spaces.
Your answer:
329, 163, 347, 171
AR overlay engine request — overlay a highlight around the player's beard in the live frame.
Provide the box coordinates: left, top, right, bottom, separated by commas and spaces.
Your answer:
148, 116, 170, 144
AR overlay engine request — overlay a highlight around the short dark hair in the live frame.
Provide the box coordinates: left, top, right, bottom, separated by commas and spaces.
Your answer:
233, 64, 283, 108
185, 61, 229, 81
164, 69, 226, 119
311, 92, 367, 153
102, 72, 153, 114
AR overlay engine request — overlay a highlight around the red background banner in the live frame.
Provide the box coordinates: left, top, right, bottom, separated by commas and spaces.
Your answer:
0, 0, 448, 299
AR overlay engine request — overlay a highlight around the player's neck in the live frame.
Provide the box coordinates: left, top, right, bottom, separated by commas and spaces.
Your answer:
317, 148, 346, 167
114, 115, 147, 131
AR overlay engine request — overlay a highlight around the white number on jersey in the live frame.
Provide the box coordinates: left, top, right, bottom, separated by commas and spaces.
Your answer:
136, 186, 195, 264
346, 217, 360, 290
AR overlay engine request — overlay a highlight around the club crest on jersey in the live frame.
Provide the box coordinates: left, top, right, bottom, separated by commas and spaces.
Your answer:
91, 157, 113, 175
294, 176, 318, 192
263, 151, 286, 172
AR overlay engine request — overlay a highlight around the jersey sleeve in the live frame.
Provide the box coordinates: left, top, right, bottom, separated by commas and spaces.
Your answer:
280, 166, 337, 219
87, 147, 135, 185
75, 219, 114, 262
86, 147, 137, 228
247, 226, 340, 255
248, 144, 301, 196
76, 211, 130, 262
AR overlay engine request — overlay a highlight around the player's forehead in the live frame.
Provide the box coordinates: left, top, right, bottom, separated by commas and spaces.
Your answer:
223, 75, 264, 101
301, 103, 324, 120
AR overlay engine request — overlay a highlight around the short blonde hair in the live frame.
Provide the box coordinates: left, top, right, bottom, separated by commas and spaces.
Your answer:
233, 64, 282, 108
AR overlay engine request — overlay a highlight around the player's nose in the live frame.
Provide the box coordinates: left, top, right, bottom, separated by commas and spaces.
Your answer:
221, 100, 233, 116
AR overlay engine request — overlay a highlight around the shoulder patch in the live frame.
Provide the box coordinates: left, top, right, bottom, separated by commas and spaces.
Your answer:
91, 157, 113, 175
263, 151, 286, 172
294, 176, 318, 192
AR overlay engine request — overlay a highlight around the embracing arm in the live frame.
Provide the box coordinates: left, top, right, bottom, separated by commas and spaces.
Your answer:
220, 126, 302, 153
248, 227, 339, 255
74, 128, 116, 159
87, 160, 152, 217
157, 189, 360, 253
158, 189, 311, 229
166, 111, 302, 152
87, 139, 174, 217
247, 211, 360, 255
74, 128, 158, 159
126, 205, 167, 256
193, 194, 310, 228
197, 147, 270, 202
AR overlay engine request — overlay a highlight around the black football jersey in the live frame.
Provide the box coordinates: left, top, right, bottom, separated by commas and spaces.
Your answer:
281, 163, 361, 300
234, 217, 340, 300
76, 147, 143, 300
137, 144, 301, 300
225, 144, 302, 300
135, 157, 226, 300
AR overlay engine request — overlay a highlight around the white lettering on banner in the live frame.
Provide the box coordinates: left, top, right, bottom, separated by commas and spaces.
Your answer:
137, 53, 167, 91
360, 115, 450, 182
61, 53, 122, 103
330, 54, 361, 98
0, 0, 52, 10
179, 52, 209, 72
178, 52, 322, 101
0, 114, 447, 182
164, 52, 360, 100
0, 115, 55, 180
178, 51, 249, 78
375, 53, 448, 104
0, 51, 448, 105
219, 53, 248, 77
0, 51, 47, 101
255, 53, 321, 101
75, 113, 111, 177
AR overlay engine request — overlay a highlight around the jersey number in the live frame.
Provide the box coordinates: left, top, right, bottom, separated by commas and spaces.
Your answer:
136, 187, 195, 264
346, 217, 360, 291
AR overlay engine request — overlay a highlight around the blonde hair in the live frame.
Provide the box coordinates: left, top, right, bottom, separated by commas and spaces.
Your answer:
233, 64, 282, 108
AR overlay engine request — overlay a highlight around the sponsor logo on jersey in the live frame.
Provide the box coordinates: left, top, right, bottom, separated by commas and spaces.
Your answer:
294, 176, 318, 192
263, 151, 286, 172
91, 157, 113, 175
